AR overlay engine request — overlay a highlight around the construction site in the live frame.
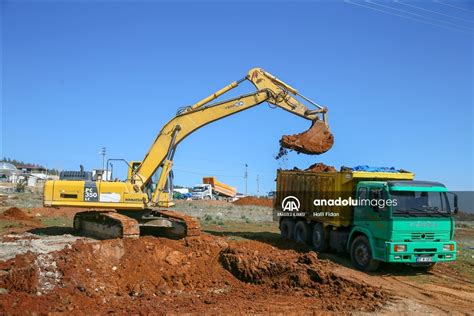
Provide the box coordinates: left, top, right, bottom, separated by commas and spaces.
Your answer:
0, 68, 473, 312
2, 1, 473, 314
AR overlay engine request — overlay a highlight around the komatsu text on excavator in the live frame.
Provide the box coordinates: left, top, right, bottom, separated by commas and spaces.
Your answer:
43, 68, 334, 239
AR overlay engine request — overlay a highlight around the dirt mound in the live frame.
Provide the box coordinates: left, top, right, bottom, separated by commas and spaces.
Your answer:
0, 207, 34, 221
220, 244, 386, 304
0, 207, 42, 234
305, 162, 337, 172
280, 121, 334, 155
220, 246, 326, 286
233, 197, 273, 207
0, 235, 388, 314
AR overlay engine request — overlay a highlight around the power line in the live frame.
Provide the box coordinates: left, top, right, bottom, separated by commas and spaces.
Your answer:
395, 0, 474, 24
345, 0, 470, 33
434, 0, 474, 14
366, 0, 474, 31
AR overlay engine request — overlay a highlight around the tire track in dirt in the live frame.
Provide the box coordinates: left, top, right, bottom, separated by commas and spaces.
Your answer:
330, 264, 473, 314
382, 276, 473, 314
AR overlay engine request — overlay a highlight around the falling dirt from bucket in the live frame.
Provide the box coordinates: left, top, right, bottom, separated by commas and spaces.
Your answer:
279, 120, 334, 155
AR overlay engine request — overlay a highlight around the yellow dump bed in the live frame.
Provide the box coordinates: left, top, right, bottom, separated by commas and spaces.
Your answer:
203, 177, 237, 198
275, 169, 414, 227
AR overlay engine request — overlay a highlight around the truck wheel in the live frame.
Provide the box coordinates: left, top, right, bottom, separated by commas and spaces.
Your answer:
280, 218, 295, 240
294, 221, 312, 245
312, 223, 328, 252
350, 235, 380, 272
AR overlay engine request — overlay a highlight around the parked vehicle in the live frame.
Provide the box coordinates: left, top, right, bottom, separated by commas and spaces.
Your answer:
191, 177, 236, 201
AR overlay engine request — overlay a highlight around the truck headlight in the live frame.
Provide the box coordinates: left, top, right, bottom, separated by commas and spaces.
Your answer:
394, 244, 407, 252
443, 244, 454, 251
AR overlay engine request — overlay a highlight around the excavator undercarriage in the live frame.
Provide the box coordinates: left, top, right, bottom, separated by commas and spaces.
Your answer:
73, 209, 201, 239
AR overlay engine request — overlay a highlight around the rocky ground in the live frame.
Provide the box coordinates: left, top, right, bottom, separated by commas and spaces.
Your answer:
0, 192, 473, 314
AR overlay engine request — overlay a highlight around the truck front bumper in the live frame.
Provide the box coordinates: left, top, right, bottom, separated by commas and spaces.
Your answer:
385, 241, 456, 263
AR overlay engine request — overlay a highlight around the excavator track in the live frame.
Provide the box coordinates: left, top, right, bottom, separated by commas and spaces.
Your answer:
154, 209, 201, 237
73, 211, 140, 239
73, 209, 200, 239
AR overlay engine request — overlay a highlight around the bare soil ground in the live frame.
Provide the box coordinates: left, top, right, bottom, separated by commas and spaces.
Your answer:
0, 193, 473, 314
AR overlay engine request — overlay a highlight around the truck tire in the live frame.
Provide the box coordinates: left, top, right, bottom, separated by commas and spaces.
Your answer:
294, 221, 312, 245
312, 223, 328, 252
280, 218, 295, 240
350, 235, 380, 272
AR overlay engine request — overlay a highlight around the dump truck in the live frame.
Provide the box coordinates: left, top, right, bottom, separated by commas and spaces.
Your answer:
275, 168, 458, 271
192, 177, 236, 201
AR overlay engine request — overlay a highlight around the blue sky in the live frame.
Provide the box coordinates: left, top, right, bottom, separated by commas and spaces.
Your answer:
1, 0, 473, 193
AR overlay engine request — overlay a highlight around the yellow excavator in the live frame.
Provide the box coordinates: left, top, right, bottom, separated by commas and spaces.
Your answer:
43, 68, 333, 239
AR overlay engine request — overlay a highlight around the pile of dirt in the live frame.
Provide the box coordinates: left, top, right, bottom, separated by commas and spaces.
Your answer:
305, 162, 337, 172
0, 235, 388, 314
0, 207, 42, 234
0, 207, 34, 221
220, 244, 386, 302
280, 121, 334, 156
288, 163, 337, 173
233, 197, 273, 208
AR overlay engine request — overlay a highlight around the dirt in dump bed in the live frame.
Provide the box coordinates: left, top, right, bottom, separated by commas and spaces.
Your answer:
232, 197, 273, 207
279, 120, 334, 156
0, 235, 389, 314
305, 162, 337, 172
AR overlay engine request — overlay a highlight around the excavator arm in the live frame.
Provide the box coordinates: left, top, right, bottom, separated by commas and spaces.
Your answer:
133, 68, 332, 207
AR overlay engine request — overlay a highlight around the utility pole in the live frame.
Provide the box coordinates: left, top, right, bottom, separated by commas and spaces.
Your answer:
256, 174, 260, 197
244, 164, 248, 196
99, 147, 106, 170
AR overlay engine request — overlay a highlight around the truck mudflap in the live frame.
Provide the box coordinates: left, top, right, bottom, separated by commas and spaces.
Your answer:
385, 241, 456, 263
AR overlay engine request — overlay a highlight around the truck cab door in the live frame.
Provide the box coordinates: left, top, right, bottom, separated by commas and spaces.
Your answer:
355, 184, 390, 259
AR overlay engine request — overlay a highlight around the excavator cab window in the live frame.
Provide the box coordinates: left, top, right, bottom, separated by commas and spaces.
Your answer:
127, 161, 142, 180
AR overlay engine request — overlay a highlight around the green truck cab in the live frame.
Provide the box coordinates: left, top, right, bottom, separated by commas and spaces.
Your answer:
275, 169, 458, 272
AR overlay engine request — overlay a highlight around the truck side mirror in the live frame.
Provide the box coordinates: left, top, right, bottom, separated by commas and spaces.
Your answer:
448, 192, 459, 215
453, 194, 459, 214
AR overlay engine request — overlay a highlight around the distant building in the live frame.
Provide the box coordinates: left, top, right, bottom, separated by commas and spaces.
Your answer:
15, 164, 47, 174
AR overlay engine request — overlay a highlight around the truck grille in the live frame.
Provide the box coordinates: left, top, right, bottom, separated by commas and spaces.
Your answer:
411, 232, 436, 240
414, 248, 437, 252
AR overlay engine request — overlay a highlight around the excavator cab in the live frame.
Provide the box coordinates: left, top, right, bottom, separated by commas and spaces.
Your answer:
127, 161, 142, 180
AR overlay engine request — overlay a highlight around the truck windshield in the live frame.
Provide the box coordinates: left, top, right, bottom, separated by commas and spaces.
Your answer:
192, 187, 205, 192
390, 191, 451, 217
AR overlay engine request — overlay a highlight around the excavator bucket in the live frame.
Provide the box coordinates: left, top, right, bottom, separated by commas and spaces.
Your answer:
280, 120, 334, 155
